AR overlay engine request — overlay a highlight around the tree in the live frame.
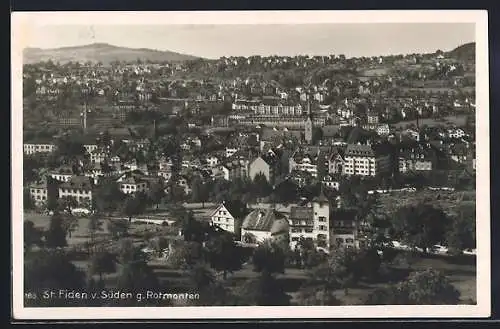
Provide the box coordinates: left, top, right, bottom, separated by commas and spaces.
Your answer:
54, 138, 86, 159
365, 269, 461, 305
404, 269, 461, 304
88, 250, 117, 282
23, 189, 35, 211
147, 182, 166, 209
107, 219, 130, 240
178, 211, 217, 243
392, 204, 450, 253
113, 239, 164, 306
121, 195, 144, 222
87, 214, 104, 253
57, 196, 78, 214
295, 237, 327, 269
24, 250, 87, 306
61, 213, 79, 238
24, 220, 43, 252
271, 179, 299, 205
45, 214, 68, 248
252, 173, 272, 199
445, 205, 476, 254
252, 240, 286, 275
205, 233, 245, 279
312, 127, 324, 145
190, 177, 208, 207
93, 181, 125, 215
296, 285, 342, 306
188, 262, 216, 291
236, 271, 291, 306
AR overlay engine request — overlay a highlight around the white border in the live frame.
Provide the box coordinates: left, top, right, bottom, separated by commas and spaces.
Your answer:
11, 10, 490, 320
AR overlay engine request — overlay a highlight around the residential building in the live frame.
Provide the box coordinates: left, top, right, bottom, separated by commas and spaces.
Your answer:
288, 191, 330, 249
209, 201, 248, 235
331, 209, 358, 248
90, 149, 109, 164
248, 155, 278, 184
241, 209, 289, 244
376, 124, 391, 136
328, 149, 346, 175
29, 181, 48, 206
343, 143, 392, 176
322, 174, 340, 190
225, 147, 238, 158
23, 142, 56, 155
119, 176, 149, 195
58, 176, 93, 206
205, 156, 219, 168
289, 151, 319, 178
398, 144, 438, 173
83, 144, 99, 154
49, 166, 75, 182
448, 128, 466, 139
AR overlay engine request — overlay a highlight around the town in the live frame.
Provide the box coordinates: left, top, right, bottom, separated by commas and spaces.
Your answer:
22, 42, 477, 307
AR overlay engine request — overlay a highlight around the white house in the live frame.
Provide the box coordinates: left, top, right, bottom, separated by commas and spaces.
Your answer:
241, 209, 289, 244
209, 202, 244, 235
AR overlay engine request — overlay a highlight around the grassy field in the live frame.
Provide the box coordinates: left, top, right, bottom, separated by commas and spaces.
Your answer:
378, 189, 475, 218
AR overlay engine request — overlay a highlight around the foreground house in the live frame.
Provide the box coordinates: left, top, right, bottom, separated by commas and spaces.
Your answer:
241, 209, 289, 244
209, 201, 248, 236
288, 191, 330, 249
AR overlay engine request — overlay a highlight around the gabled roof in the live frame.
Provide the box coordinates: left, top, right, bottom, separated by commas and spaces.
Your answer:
60, 176, 93, 190
313, 188, 329, 204
210, 201, 249, 219
242, 209, 287, 232
345, 143, 375, 157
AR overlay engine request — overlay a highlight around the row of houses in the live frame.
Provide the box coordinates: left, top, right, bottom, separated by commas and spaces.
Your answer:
209, 190, 362, 251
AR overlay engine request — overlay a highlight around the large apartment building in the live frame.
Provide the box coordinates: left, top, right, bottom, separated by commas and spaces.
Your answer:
58, 176, 94, 206
343, 143, 392, 177
23, 142, 56, 155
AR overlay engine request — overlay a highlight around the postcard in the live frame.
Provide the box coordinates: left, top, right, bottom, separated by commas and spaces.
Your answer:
11, 10, 490, 320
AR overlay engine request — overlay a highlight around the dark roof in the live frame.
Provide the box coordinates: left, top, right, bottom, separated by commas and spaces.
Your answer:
322, 125, 341, 138
313, 189, 329, 204
219, 200, 249, 219
345, 144, 375, 157
242, 209, 287, 232
50, 166, 74, 175
60, 176, 93, 190
290, 206, 313, 220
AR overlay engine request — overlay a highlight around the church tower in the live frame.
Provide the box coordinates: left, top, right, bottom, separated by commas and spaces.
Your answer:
304, 101, 313, 144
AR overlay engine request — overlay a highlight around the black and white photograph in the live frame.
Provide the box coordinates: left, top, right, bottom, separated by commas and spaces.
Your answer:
11, 10, 490, 319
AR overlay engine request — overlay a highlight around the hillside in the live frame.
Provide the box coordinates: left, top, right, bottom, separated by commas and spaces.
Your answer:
23, 43, 201, 65
446, 42, 475, 61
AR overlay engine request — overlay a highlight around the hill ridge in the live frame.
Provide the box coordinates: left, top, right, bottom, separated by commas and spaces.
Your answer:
23, 43, 201, 65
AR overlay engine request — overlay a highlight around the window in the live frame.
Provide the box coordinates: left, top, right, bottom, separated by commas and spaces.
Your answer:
346, 238, 354, 244
318, 216, 326, 222
305, 228, 313, 233
336, 238, 344, 244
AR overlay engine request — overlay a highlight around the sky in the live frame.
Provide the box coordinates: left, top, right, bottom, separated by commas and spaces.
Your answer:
25, 23, 475, 59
